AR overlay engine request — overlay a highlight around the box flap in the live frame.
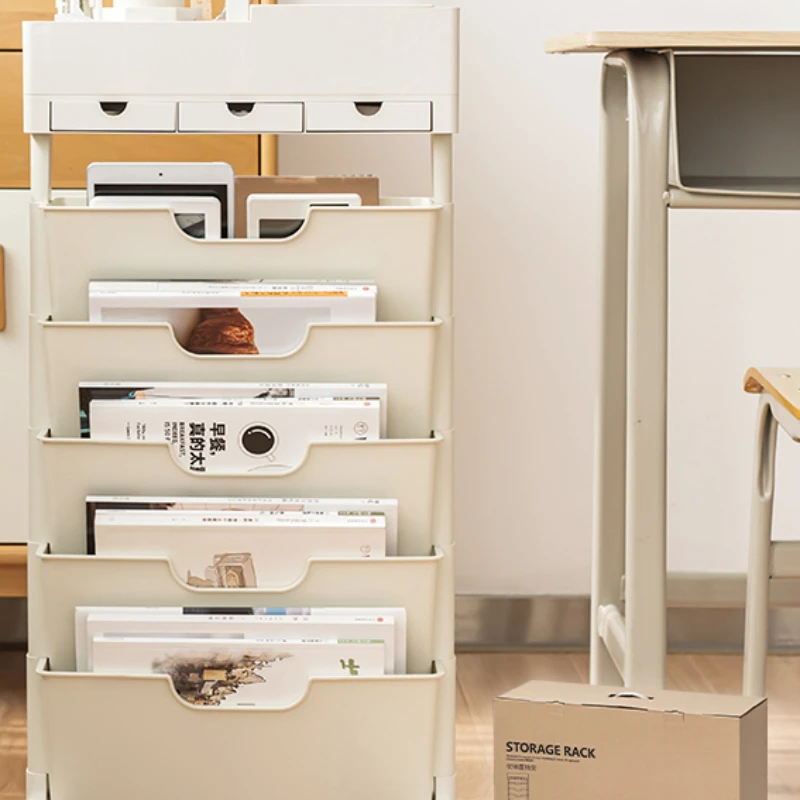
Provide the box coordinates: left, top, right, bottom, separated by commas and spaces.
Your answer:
498, 680, 765, 718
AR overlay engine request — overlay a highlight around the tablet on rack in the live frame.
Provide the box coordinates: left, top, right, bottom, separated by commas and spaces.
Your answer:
86, 162, 235, 239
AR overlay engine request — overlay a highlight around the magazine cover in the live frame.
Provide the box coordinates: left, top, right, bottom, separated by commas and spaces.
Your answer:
79, 382, 388, 438
84, 495, 399, 555
92, 636, 385, 707
93, 509, 387, 587
81, 612, 399, 673
75, 605, 408, 676
87, 397, 381, 474
88, 280, 377, 356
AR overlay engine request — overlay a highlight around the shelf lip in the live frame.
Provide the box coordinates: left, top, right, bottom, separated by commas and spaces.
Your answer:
34, 543, 445, 596
546, 31, 800, 54
36, 430, 446, 479
35, 656, 446, 714
669, 187, 800, 209
40, 319, 444, 332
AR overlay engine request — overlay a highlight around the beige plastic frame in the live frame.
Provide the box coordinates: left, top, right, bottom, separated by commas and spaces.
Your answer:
591, 50, 670, 690
27, 125, 456, 800
588, 47, 800, 692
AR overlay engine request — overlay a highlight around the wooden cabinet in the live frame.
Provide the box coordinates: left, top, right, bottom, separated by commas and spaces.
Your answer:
0, 0, 52, 50
0, 190, 31, 545
0, 52, 260, 188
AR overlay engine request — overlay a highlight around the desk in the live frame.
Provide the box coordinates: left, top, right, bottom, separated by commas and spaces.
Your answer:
548, 34, 800, 690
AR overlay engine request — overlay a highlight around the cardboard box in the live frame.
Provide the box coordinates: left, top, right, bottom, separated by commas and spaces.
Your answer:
495, 681, 767, 800
234, 175, 380, 237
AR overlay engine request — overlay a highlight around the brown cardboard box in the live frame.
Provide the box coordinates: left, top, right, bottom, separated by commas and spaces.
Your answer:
234, 175, 380, 238
494, 681, 767, 800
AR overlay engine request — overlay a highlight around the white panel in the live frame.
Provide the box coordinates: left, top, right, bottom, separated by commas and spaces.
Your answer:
178, 101, 303, 133
30, 545, 444, 672
38, 200, 443, 322
50, 100, 176, 132
42, 321, 441, 440
306, 101, 432, 133
0, 192, 29, 543
36, 434, 446, 557
36, 658, 442, 800
668, 210, 800, 574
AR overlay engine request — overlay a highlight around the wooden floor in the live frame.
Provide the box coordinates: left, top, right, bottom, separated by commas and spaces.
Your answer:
2, 651, 800, 798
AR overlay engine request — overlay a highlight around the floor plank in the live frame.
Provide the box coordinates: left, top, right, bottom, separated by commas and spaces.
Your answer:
2, 651, 799, 798
0, 651, 25, 800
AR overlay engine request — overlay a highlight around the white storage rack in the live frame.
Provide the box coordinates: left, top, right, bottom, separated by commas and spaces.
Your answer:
22, 6, 459, 800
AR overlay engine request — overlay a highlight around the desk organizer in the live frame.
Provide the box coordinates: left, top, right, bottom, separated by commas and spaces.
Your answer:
23, 6, 459, 800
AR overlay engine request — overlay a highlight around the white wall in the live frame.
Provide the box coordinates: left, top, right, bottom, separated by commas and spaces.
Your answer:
280, 0, 800, 595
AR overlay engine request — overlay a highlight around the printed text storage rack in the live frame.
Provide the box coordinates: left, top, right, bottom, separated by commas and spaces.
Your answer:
23, 7, 459, 800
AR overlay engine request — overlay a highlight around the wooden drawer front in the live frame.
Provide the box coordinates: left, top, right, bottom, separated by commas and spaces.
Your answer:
0, 53, 259, 188
0, 0, 53, 50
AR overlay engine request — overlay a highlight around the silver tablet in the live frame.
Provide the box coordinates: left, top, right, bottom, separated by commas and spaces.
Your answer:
86, 161, 235, 238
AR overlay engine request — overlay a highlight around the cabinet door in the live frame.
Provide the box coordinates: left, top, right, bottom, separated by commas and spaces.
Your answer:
0, 190, 29, 543
0, 52, 260, 188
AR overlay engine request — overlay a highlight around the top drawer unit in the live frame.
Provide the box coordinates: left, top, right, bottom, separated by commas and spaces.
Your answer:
306, 101, 432, 132
178, 101, 303, 133
22, 5, 460, 134
50, 100, 176, 132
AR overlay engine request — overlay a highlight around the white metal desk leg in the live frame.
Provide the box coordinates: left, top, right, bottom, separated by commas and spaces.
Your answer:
618, 51, 670, 690
743, 394, 778, 697
590, 57, 630, 686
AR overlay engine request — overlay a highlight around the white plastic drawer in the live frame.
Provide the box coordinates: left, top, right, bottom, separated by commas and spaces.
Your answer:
178, 101, 303, 132
306, 101, 432, 132
50, 100, 177, 132
35, 658, 443, 800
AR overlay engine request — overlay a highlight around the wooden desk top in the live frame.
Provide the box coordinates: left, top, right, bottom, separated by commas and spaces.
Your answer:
745, 367, 800, 420
546, 32, 800, 54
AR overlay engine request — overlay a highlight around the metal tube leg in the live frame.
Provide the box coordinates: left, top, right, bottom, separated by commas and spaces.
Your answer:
616, 51, 670, 690
743, 395, 778, 697
590, 57, 630, 686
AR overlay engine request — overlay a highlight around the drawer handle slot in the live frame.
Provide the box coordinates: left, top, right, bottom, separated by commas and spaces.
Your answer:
99, 102, 128, 117
355, 102, 383, 117
227, 102, 255, 117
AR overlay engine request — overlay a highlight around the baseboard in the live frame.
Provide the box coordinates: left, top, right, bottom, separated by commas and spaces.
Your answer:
455, 573, 800, 651
5, 574, 800, 651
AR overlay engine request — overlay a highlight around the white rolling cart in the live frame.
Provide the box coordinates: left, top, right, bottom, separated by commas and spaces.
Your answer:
22, 6, 458, 800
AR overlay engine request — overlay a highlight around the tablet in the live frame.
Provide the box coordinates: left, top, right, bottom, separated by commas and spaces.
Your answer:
87, 162, 235, 238
246, 192, 361, 238
88, 195, 221, 239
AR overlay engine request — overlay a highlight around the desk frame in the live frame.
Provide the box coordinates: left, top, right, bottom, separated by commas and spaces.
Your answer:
593, 51, 670, 689
566, 40, 800, 690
